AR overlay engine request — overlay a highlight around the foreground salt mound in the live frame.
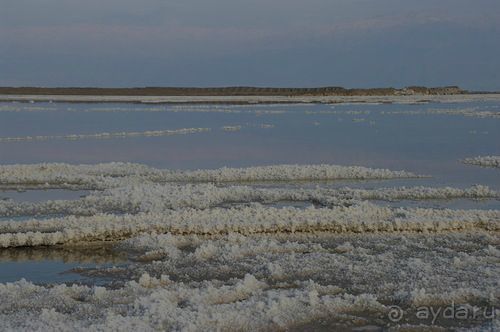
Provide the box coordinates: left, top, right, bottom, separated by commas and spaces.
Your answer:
463, 156, 500, 169
1, 162, 499, 330
0, 162, 422, 190
121, 232, 500, 308
1, 232, 499, 330
0, 275, 385, 331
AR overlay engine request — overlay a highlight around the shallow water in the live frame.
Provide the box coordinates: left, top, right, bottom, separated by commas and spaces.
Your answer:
0, 245, 127, 284
0, 101, 499, 180
0, 189, 88, 203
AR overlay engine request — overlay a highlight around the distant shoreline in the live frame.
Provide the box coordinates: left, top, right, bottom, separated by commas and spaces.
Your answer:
2, 93, 500, 105
0, 86, 471, 97
2, 86, 500, 105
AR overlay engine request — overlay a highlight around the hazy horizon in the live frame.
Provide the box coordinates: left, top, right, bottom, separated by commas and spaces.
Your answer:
2, 1, 500, 90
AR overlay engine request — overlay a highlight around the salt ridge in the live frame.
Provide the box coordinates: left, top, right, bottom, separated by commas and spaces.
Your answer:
0, 184, 497, 217
0, 162, 422, 190
463, 156, 500, 169
1, 202, 499, 248
0, 127, 211, 143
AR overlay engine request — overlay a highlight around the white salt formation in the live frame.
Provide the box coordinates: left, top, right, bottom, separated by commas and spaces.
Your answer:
0, 162, 422, 190
0, 127, 210, 143
221, 125, 242, 132
0, 203, 499, 248
0, 162, 499, 330
463, 156, 500, 169
426, 107, 500, 118
0, 232, 498, 331
0, 184, 497, 217
316, 107, 500, 118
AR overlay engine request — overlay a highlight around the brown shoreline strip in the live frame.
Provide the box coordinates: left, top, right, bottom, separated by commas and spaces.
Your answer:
0, 86, 466, 96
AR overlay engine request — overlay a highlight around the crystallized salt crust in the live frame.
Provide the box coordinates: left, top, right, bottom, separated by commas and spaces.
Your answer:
0, 162, 499, 331
463, 156, 500, 169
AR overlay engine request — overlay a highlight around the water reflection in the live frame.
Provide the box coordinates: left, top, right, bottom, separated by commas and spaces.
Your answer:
0, 243, 128, 284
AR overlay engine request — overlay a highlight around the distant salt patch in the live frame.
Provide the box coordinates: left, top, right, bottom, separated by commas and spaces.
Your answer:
462, 156, 500, 169
352, 118, 366, 123
0, 127, 211, 143
0, 105, 58, 112
379, 107, 500, 119
85, 104, 290, 114
427, 107, 500, 118
221, 125, 242, 132
305, 110, 371, 115
303, 107, 499, 119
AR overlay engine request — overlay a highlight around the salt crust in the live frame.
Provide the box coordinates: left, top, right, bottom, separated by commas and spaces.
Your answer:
0, 162, 422, 190
0, 232, 498, 331
0, 128, 210, 143
0, 162, 499, 330
0, 201, 499, 248
463, 156, 500, 169
0, 183, 497, 217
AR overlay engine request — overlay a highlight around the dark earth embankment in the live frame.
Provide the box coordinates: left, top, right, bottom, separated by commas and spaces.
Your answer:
0, 86, 466, 96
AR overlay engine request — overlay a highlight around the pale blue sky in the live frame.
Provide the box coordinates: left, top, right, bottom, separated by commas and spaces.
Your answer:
1, 0, 499, 90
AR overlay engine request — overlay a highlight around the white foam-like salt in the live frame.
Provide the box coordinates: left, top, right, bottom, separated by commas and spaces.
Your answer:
463, 156, 500, 169
1, 202, 498, 248
0, 162, 422, 190
0, 127, 211, 143
0, 162, 498, 330
0, 183, 496, 217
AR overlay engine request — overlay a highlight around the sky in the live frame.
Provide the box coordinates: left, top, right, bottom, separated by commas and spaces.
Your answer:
1, 0, 500, 90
